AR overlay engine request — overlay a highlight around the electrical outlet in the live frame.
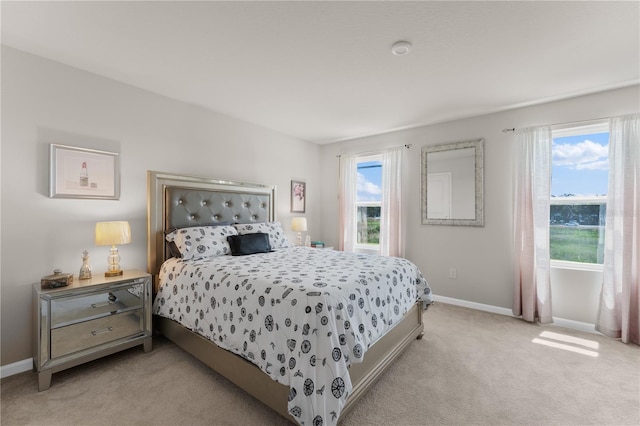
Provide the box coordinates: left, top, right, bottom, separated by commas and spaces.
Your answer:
449, 268, 457, 279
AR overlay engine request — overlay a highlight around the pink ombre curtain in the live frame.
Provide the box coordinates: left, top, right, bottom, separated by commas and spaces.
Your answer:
596, 113, 640, 344
380, 146, 404, 257
513, 126, 553, 323
339, 154, 357, 252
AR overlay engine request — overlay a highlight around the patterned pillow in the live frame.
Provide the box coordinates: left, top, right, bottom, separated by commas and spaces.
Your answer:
165, 225, 237, 260
165, 222, 232, 258
233, 221, 293, 249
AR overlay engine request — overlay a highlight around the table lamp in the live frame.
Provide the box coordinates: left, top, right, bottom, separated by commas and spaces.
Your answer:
95, 221, 131, 277
291, 217, 307, 246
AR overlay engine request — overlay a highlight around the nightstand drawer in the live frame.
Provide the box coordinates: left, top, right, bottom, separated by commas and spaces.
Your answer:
51, 310, 144, 358
50, 281, 145, 328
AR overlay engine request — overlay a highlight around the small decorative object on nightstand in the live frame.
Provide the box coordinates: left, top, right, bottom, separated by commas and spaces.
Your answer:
79, 250, 92, 280
310, 241, 334, 250
40, 269, 73, 289
33, 269, 152, 391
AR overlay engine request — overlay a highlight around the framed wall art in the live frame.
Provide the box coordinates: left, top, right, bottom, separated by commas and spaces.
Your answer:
49, 144, 120, 199
290, 180, 306, 213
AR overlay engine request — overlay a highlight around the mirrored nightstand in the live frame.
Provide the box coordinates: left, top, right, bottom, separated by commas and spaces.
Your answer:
33, 270, 152, 391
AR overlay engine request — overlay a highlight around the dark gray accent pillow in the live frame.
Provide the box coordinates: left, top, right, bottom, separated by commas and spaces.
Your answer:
227, 233, 272, 256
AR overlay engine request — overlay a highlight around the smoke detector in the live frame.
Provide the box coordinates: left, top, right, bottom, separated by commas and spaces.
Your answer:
391, 41, 412, 56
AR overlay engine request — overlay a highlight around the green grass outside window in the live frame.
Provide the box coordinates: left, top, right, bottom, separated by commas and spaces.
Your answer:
550, 226, 603, 264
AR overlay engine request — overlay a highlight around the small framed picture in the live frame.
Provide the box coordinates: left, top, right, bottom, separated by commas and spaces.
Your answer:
49, 144, 120, 199
291, 180, 306, 213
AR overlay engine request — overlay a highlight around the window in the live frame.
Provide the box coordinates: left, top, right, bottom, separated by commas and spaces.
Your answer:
356, 155, 382, 249
550, 122, 609, 267
340, 146, 404, 256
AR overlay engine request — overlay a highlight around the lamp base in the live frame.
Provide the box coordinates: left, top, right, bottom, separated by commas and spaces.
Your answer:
105, 245, 123, 277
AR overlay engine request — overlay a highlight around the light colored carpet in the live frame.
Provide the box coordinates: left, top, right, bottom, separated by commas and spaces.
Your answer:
2, 303, 638, 425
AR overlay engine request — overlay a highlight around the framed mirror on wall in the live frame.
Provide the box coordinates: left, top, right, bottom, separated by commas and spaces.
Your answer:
421, 138, 484, 226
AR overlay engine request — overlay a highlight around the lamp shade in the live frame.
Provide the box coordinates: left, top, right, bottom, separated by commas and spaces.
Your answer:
95, 221, 132, 246
291, 217, 307, 232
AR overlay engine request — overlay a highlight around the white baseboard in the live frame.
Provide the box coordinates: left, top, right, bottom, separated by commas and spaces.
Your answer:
550, 317, 597, 334
433, 295, 598, 334
0, 297, 598, 380
1, 358, 33, 379
434, 295, 514, 316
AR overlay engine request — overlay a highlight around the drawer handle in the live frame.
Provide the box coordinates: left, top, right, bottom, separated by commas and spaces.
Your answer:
91, 301, 114, 308
91, 327, 114, 336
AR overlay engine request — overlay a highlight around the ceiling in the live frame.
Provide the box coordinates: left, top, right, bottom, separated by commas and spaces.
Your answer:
2, 1, 638, 144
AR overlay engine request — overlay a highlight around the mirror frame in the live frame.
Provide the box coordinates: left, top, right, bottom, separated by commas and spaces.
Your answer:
421, 138, 484, 226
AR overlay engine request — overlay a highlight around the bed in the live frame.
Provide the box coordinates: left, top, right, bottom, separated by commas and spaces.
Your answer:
147, 171, 433, 425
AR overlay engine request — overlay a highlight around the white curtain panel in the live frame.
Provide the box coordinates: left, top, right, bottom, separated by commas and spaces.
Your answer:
513, 126, 553, 323
339, 154, 357, 252
380, 146, 404, 257
596, 113, 640, 344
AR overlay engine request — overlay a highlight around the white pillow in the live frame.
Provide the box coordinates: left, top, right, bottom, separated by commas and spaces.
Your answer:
165, 225, 237, 260
233, 221, 293, 249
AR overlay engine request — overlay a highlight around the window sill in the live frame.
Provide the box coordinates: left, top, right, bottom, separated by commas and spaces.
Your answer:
353, 245, 380, 255
551, 260, 603, 272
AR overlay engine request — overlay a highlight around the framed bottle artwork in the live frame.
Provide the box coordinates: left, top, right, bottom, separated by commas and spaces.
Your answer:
49, 144, 120, 199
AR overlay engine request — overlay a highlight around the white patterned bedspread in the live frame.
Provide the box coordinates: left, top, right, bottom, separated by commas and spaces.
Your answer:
153, 247, 432, 425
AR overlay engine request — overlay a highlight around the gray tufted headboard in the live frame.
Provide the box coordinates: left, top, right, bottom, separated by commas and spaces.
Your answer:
147, 171, 276, 279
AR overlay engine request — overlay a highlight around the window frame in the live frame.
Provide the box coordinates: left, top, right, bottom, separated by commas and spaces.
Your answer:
549, 120, 609, 271
354, 154, 382, 252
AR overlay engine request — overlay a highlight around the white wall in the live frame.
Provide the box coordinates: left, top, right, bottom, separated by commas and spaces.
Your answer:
320, 85, 639, 324
0, 46, 321, 366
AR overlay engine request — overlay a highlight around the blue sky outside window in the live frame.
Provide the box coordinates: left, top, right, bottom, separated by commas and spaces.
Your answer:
357, 160, 382, 202
552, 132, 609, 197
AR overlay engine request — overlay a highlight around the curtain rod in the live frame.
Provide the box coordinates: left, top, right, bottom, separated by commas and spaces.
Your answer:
336, 144, 412, 158
502, 116, 612, 133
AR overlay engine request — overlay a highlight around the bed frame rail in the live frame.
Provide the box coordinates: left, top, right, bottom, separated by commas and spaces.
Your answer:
155, 303, 423, 423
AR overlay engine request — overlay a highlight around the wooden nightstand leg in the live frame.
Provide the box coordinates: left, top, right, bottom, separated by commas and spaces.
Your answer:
38, 370, 52, 391
143, 337, 152, 353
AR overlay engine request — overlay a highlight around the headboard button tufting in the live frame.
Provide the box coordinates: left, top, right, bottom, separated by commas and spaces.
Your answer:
164, 186, 272, 237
